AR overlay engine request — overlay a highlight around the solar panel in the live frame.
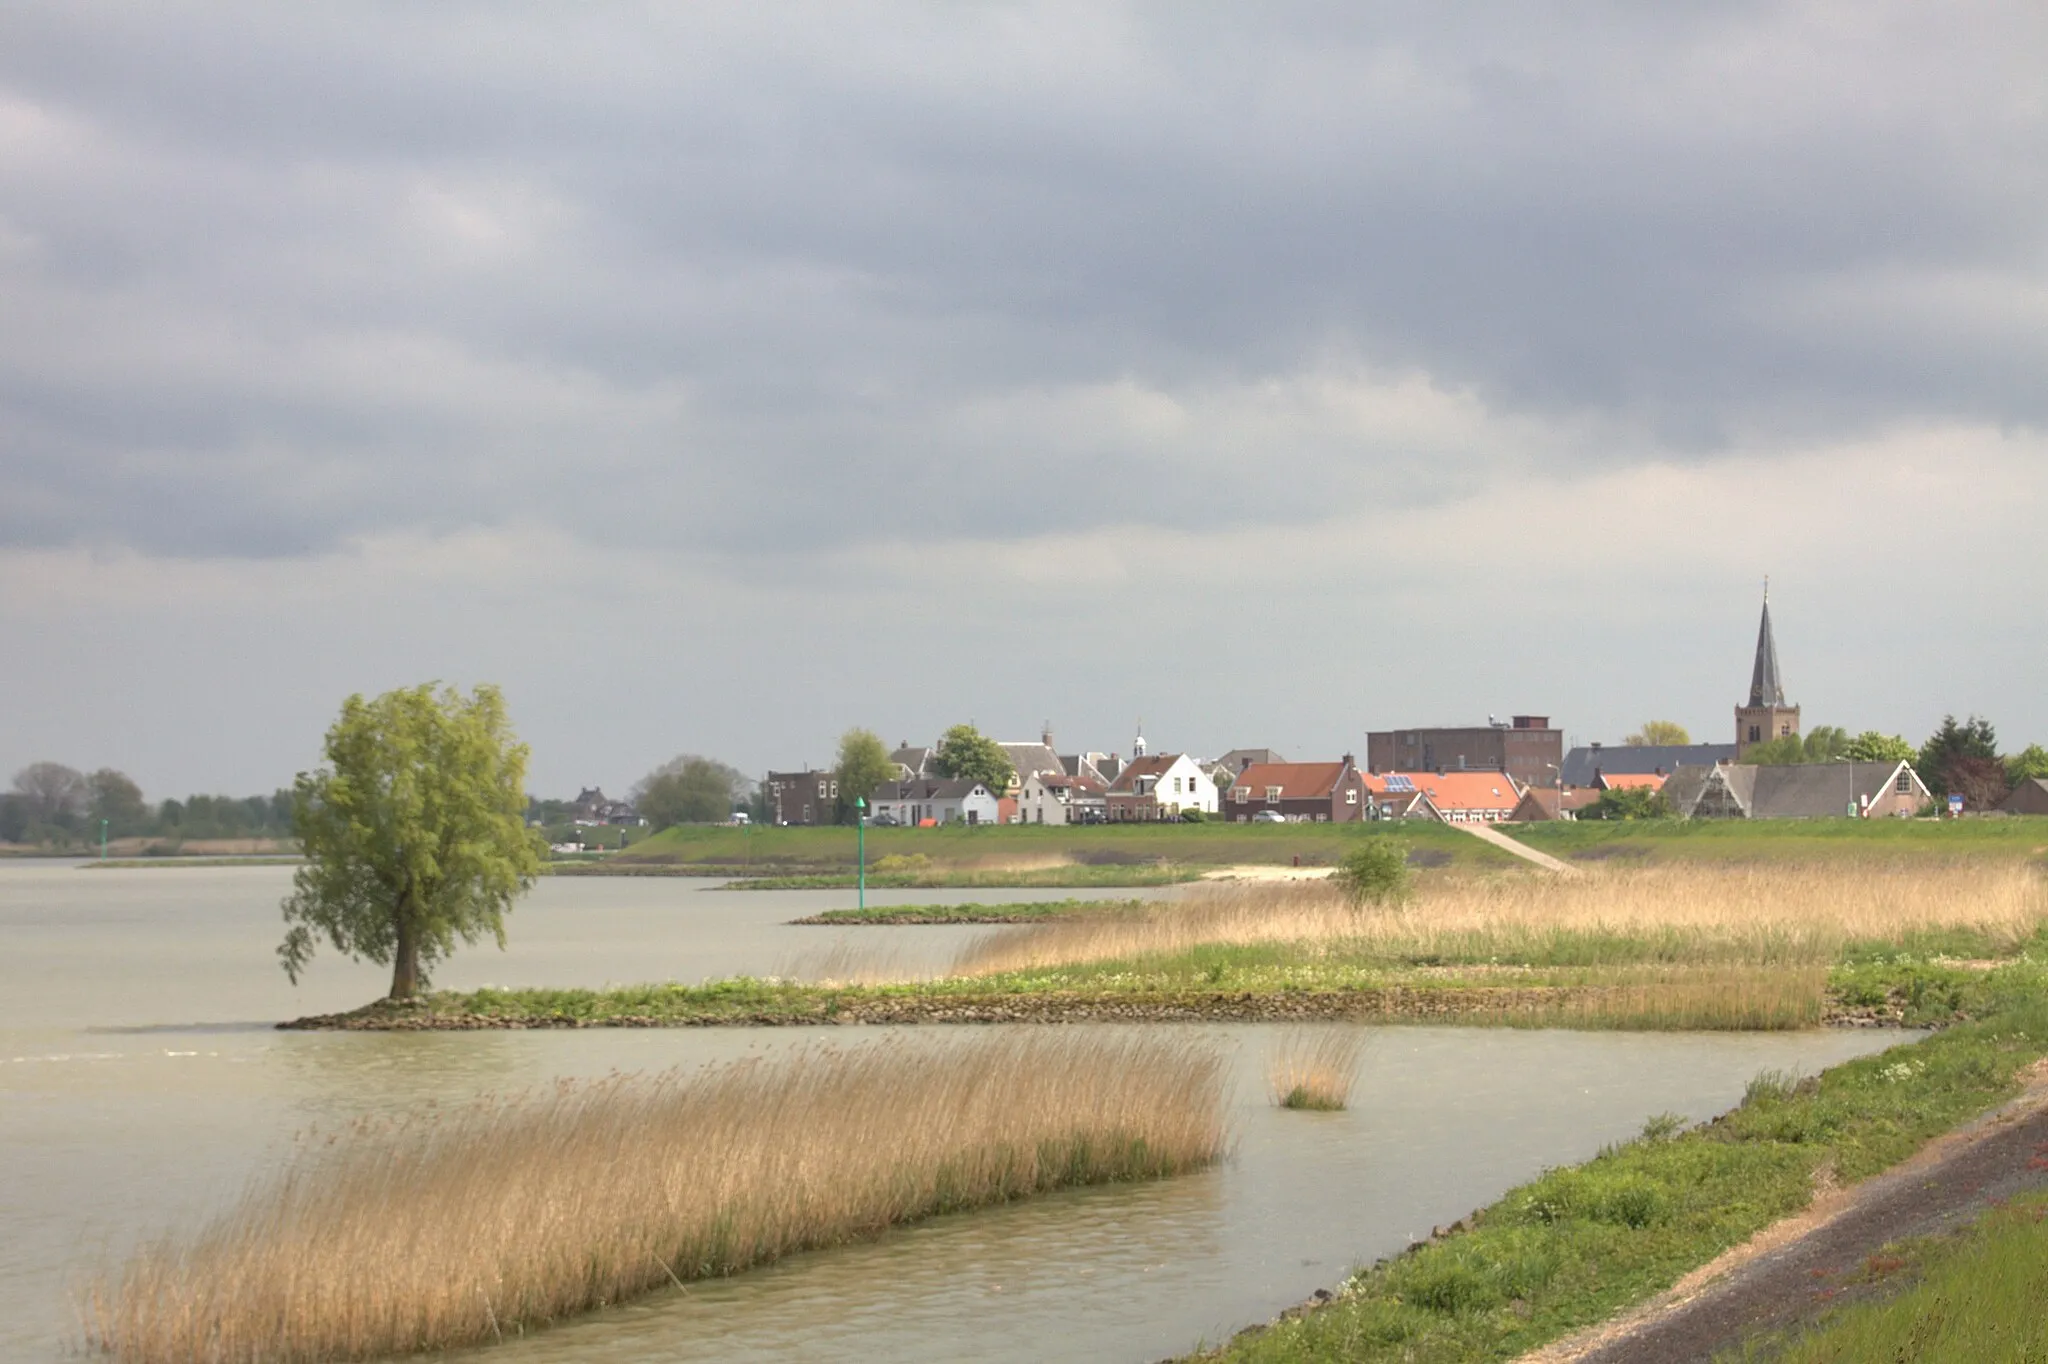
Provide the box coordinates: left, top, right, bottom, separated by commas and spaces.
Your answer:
1385, 775, 1414, 792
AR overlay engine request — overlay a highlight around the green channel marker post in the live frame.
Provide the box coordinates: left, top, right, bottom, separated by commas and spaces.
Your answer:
855, 796, 867, 911
100, 818, 108, 860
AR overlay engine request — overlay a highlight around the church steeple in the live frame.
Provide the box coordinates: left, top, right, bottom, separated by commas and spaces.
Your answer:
1748, 589, 1785, 707
1734, 581, 1800, 758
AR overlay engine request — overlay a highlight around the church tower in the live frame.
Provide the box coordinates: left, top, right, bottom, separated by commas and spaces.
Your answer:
1734, 586, 1800, 758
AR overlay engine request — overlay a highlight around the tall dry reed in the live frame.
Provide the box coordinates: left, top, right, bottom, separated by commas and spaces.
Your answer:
952, 864, 2046, 976
84, 1032, 1227, 1364
1266, 1027, 1369, 1109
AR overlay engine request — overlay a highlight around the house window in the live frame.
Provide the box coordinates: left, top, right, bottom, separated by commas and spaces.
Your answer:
1779, 723, 1791, 737
1233, 787, 1248, 803
818, 782, 828, 798
1345, 789, 1358, 804
1896, 772, 1912, 794
1749, 725, 1761, 743
1265, 786, 1282, 802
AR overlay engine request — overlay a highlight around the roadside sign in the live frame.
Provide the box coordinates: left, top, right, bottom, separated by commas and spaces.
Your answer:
1948, 793, 1965, 816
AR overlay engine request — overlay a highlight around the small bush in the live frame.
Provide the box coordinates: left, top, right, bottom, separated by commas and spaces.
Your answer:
1178, 807, 1206, 823
870, 852, 933, 874
1333, 842, 1413, 906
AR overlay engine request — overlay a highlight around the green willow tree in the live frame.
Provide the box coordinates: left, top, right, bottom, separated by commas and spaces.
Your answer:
834, 728, 898, 823
931, 723, 1016, 791
279, 684, 545, 1000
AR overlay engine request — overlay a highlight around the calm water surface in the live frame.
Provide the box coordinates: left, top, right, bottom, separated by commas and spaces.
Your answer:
0, 863, 1913, 1363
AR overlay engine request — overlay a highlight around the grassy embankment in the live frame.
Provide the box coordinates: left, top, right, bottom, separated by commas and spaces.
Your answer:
791, 897, 1150, 925
86, 1032, 1226, 1364
1741, 1191, 2048, 1363
292, 862, 2048, 1033
1187, 999, 2048, 1364
580, 820, 1514, 884
1506, 815, 2048, 867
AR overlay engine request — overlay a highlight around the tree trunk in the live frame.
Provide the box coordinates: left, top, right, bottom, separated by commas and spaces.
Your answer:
390, 907, 419, 1000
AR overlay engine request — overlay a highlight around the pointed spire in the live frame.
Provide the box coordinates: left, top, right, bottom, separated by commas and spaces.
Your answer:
1748, 589, 1785, 707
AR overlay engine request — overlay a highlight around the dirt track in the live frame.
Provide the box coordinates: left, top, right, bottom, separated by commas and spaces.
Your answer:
1521, 1067, 2048, 1363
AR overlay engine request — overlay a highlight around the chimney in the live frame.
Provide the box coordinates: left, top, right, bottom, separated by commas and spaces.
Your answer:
1042, 721, 1054, 749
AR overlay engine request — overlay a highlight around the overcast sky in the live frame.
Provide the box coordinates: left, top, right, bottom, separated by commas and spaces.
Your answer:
3, 1, 2045, 799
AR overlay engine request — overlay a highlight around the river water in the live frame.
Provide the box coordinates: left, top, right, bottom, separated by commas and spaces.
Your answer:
1, 863, 1911, 1363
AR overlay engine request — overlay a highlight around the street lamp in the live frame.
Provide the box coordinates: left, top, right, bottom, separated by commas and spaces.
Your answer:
855, 796, 868, 911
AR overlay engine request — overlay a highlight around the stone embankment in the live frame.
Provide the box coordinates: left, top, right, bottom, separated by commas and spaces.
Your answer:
280, 987, 1915, 1031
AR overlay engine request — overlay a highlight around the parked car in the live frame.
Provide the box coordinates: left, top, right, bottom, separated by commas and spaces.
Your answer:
1251, 809, 1286, 823
869, 812, 901, 826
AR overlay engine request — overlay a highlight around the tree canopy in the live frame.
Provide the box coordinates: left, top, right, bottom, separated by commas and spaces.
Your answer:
2008, 744, 2048, 785
1742, 726, 1850, 766
834, 728, 898, 822
1845, 731, 1916, 764
279, 684, 544, 1000
12, 762, 86, 827
1918, 715, 2000, 797
1581, 785, 1669, 820
1624, 721, 1690, 747
633, 755, 746, 828
931, 723, 1015, 791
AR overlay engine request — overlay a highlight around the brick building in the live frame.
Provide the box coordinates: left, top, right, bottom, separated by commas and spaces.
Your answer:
1365, 716, 1562, 789
1224, 756, 1370, 822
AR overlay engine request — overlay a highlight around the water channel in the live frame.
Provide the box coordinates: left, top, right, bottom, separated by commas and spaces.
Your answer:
1, 863, 1913, 1363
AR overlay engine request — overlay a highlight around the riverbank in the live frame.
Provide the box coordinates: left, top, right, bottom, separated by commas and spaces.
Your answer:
1186, 996, 2048, 1364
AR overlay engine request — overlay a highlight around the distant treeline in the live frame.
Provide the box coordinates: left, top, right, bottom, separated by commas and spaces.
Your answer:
2, 761, 293, 847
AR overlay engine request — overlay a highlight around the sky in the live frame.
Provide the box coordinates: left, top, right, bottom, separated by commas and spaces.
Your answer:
3, 1, 2046, 799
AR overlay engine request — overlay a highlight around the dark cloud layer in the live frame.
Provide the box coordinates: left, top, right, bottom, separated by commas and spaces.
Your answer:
2, 2, 2044, 562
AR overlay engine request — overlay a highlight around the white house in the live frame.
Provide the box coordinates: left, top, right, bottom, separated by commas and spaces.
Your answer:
1017, 769, 1106, 825
1105, 753, 1219, 821
867, 778, 1002, 826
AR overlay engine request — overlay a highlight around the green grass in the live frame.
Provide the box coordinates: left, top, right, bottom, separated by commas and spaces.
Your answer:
791, 899, 1148, 924
1189, 999, 2048, 1363
1732, 1192, 2048, 1363
610, 821, 1515, 874
1504, 816, 2048, 867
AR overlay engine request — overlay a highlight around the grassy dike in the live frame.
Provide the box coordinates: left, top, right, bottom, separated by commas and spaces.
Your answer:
1748, 1190, 2048, 1363
1185, 993, 2048, 1364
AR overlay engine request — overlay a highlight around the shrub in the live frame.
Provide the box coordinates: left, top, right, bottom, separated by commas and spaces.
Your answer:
1333, 842, 1413, 906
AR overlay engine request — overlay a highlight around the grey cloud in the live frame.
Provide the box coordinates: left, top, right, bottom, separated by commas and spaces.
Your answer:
1, 1, 2044, 561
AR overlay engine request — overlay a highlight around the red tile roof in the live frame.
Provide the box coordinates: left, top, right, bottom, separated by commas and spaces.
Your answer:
1597, 772, 1667, 792
1365, 770, 1523, 813
1233, 761, 1351, 800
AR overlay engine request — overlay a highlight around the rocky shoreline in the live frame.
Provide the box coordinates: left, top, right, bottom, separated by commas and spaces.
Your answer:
279, 987, 1915, 1032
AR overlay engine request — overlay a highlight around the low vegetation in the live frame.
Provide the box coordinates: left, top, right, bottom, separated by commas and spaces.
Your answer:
790, 897, 1149, 925
734, 863, 1201, 889
85, 1032, 1228, 1364
1190, 999, 2048, 1363
292, 864, 2048, 1033
1268, 1027, 1369, 1110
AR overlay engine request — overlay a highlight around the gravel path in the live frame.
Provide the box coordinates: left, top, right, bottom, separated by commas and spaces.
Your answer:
1524, 1072, 2048, 1363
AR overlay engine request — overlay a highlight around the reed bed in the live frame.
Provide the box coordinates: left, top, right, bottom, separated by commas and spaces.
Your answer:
1266, 1027, 1369, 1109
952, 863, 2046, 977
84, 1032, 1228, 1364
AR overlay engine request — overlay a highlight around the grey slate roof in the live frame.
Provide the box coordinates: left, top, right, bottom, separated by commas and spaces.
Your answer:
1999, 778, 2048, 815
1666, 761, 1924, 819
871, 778, 991, 802
889, 745, 936, 778
1749, 598, 1787, 707
998, 742, 1063, 781
1561, 744, 1738, 788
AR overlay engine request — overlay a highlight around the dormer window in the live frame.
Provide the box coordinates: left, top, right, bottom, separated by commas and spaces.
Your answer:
1265, 786, 1282, 803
